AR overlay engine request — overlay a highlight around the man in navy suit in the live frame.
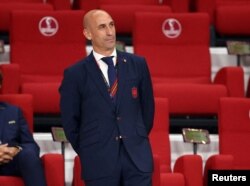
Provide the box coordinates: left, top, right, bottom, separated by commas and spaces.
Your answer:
0, 73, 47, 186
60, 9, 155, 186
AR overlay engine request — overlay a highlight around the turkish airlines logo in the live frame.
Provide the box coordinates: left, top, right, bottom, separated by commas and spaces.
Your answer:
39, 16, 59, 37
162, 18, 182, 38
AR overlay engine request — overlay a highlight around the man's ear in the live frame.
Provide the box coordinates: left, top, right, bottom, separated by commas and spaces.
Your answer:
83, 28, 91, 40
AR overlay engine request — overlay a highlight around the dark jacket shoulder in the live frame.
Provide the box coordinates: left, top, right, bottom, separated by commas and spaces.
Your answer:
0, 102, 19, 112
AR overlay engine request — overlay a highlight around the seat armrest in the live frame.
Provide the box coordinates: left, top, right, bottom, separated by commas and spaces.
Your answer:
174, 154, 203, 186
160, 172, 185, 186
0, 64, 20, 93
0, 176, 23, 185
72, 156, 85, 186
203, 154, 234, 186
214, 66, 244, 97
41, 153, 65, 186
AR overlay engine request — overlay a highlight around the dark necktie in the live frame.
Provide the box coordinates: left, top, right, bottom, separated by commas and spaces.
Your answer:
102, 56, 118, 99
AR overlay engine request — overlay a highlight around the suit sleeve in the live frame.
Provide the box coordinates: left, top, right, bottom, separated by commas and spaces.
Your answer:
18, 109, 40, 155
59, 68, 81, 154
140, 58, 155, 134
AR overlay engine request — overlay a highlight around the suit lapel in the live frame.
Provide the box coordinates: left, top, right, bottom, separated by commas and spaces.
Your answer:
116, 51, 127, 112
85, 52, 115, 111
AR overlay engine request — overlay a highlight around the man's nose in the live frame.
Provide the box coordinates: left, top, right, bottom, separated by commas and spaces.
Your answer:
106, 26, 114, 35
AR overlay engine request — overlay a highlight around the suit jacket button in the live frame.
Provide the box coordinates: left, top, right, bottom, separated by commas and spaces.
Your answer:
116, 117, 121, 121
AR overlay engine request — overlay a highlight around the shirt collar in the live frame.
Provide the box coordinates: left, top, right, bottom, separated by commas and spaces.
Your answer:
93, 49, 117, 63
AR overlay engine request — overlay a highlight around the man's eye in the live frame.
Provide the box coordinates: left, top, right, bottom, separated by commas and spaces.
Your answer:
99, 25, 105, 29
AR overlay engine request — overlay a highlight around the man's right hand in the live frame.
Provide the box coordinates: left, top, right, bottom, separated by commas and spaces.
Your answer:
0, 144, 13, 165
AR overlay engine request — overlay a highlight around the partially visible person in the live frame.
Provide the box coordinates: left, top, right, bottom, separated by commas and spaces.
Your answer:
60, 9, 155, 186
0, 71, 47, 186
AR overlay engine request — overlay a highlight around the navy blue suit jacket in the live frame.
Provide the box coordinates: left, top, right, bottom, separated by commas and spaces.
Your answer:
59, 50, 155, 180
0, 102, 39, 157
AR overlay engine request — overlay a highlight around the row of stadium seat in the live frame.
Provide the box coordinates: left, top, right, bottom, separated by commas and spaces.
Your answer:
0, 10, 246, 132
2, 94, 250, 186
192, 0, 250, 46
1, 0, 250, 46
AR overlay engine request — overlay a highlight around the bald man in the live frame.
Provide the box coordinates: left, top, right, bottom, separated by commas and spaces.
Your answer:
59, 10, 155, 186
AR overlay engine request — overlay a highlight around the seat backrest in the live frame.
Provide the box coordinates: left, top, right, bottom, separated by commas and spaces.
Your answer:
162, 0, 190, 12
100, 4, 171, 34
73, 0, 160, 11
215, 5, 250, 36
0, 3, 53, 32
133, 12, 211, 84
73, 0, 98, 11
99, 0, 160, 5
216, 0, 250, 6
0, 0, 42, 2
219, 97, 250, 169
193, 0, 215, 23
46, 0, 72, 10
0, 94, 33, 132
10, 10, 86, 83
194, 0, 250, 24
149, 97, 171, 172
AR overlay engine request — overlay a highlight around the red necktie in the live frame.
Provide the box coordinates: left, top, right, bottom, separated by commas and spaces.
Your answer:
102, 56, 118, 99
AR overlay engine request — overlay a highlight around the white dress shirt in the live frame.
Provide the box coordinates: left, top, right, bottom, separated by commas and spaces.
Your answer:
93, 50, 117, 86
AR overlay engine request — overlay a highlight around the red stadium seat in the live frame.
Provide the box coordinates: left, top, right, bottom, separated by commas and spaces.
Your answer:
100, 0, 160, 5
73, 0, 192, 45
0, 94, 64, 186
72, 0, 98, 11
73, 0, 170, 45
204, 97, 250, 186
73, 0, 189, 13
0, 0, 42, 2
151, 98, 202, 186
100, 4, 171, 34
192, 0, 250, 24
150, 98, 172, 173
0, 10, 86, 115
162, 0, 190, 12
73, 0, 160, 11
216, 5, 250, 36
46, 0, 72, 10
214, 5, 250, 46
191, 0, 250, 46
72, 156, 85, 186
133, 12, 244, 115
0, 3, 53, 32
